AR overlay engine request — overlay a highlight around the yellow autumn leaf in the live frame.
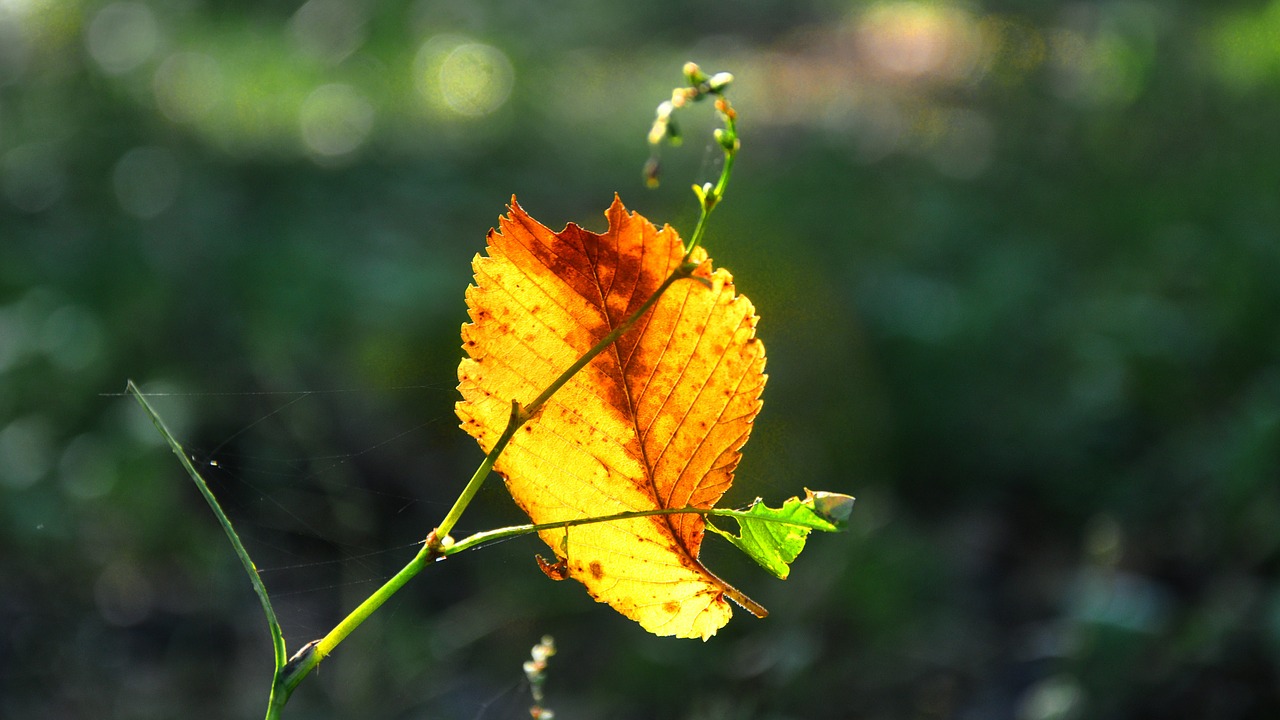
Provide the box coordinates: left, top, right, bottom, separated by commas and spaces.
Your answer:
456, 195, 766, 639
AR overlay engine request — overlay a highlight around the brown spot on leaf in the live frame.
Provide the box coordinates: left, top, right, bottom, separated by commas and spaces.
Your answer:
589, 561, 604, 580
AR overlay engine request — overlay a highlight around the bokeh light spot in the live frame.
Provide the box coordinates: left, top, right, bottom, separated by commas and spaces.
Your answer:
299, 83, 375, 158
856, 2, 983, 82
978, 15, 1046, 81
435, 41, 513, 117
0, 10, 31, 85
39, 304, 104, 372
0, 414, 53, 489
1211, 1, 1280, 89
59, 433, 116, 501
85, 2, 159, 75
1017, 674, 1084, 720
289, 0, 367, 64
153, 52, 224, 124
1049, 22, 1151, 107
112, 146, 180, 218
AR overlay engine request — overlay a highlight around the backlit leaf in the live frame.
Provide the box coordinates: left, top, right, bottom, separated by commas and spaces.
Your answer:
456, 195, 766, 639
706, 490, 855, 580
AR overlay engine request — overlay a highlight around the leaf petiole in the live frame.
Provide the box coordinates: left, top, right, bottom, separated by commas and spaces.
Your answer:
432, 399, 527, 544
440, 495, 852, 558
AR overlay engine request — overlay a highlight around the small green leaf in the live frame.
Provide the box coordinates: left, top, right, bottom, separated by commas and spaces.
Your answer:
707, 489, 854, 579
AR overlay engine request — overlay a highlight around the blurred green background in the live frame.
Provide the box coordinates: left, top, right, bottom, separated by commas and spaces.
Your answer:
4, 0, 1280, 717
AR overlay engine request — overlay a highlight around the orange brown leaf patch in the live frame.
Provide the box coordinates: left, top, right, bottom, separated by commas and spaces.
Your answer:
456, 195, 767, 639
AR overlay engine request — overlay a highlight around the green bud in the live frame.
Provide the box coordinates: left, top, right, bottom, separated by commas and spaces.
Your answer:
683, 61, 707, 86
691, 182, 706, 204
699, 182, 718, 210
708, 72, 734, 93
714, 127, 737, 151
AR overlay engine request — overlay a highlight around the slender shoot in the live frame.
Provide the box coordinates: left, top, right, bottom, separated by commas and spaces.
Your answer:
126, 381, 289, 713
643, 61, 741, 256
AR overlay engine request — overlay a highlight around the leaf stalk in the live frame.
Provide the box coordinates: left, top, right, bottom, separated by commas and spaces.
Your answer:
441, 502, 839, 557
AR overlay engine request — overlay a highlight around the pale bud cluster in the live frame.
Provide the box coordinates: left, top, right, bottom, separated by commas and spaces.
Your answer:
648, 101, 676, 145
649, 63, 737, 147
645, 62, 739, 188
708, 71, 734, 93
524, 635, 556, 719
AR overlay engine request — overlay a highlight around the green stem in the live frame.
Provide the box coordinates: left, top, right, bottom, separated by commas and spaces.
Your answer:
684, 114, 737, 256
125, 381, 290, 715
273, 501, 772, 709
443, 504, 767, 556
433, 400, 526, 542
268, 541, 437, 711
275, 258, 703, 710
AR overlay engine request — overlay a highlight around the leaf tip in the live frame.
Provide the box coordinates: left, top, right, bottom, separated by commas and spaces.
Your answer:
604, 192, 630, 229
805, 489, 855, 527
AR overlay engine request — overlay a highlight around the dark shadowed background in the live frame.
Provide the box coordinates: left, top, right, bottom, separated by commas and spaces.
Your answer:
3, 1, 1279, 718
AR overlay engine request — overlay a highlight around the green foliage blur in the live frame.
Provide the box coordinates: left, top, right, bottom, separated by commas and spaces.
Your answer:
4, 0, 1280, 718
